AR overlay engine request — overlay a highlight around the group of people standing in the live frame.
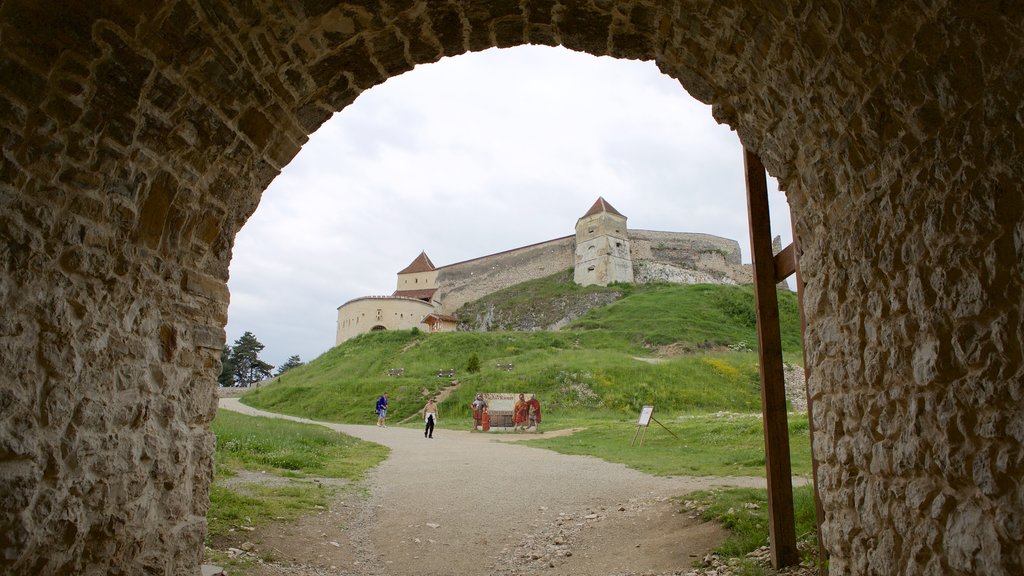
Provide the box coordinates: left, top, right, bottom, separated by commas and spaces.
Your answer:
374, 392, 541, 436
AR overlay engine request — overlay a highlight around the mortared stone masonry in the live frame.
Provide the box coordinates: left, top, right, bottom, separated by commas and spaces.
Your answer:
0, 1, 1022, 574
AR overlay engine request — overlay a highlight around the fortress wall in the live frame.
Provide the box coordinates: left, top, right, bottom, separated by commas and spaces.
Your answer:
336, 297, 435, 344
629, 230, 751, 284
434, 230, 749, 314
433, 237, 576, 314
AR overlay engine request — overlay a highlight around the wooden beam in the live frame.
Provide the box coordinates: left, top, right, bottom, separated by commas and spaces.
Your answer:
743, 147, 799, 569
774, 242, 797, 282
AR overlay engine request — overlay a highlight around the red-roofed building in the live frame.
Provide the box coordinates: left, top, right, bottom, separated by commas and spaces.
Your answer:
423, 313, 459, 333
393, 251, 439, 301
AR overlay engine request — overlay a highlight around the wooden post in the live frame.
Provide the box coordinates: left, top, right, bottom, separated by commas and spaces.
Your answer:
743, 147, 799, 568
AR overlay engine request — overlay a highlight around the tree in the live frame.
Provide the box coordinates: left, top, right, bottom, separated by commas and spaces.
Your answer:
466, 352, 481, 374
275, 354, 303, 376
217, 345, 235, 387
229, 331, 274, 387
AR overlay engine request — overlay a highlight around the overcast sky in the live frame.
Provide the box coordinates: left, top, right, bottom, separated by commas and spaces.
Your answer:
226, 46, 792, 369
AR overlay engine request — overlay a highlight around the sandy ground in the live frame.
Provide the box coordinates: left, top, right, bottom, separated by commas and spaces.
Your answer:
216, 399, 775, 576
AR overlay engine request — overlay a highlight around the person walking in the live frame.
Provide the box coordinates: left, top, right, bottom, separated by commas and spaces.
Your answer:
424, 397, 438, 438
376, 393, 389, 427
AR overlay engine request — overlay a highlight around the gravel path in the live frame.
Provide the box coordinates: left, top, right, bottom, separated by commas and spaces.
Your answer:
218, 399, 774, 576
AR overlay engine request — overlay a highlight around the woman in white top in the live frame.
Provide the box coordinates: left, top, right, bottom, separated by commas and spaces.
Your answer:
424, 398, 439, 438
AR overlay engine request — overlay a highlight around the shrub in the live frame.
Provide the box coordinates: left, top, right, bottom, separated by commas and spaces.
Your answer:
466, 352, 481, 373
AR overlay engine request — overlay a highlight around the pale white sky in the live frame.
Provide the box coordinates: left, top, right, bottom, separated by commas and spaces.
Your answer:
226, 46, 792, 368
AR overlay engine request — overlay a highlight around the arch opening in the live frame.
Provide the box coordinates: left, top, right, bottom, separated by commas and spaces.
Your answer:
2, 2, 1021, 574
229, 45, 793, 366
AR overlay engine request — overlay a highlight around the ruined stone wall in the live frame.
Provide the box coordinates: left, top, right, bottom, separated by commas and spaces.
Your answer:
433, 237, 576, 314
2, 1, 1022, 574
629, 229, 750, 285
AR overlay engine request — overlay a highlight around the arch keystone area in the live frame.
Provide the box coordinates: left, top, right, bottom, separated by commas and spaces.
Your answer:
1, 2, 1022, 574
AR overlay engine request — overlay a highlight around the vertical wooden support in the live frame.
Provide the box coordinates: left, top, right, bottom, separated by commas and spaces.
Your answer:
791, 210, 830, 574
743, 148, 799, 568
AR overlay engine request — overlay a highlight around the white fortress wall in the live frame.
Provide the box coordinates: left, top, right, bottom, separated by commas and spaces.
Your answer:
432, 236, 576, 314
336, 296, 436, 344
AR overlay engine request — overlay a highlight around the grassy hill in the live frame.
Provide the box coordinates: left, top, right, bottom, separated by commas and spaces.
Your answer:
242, 281, 803, 427
455, 268, 625, 331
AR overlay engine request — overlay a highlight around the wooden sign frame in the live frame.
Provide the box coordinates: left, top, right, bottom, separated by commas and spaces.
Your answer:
630, 405, 678, 447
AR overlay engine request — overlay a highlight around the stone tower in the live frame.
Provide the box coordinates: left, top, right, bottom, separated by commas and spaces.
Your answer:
574, 197, 634, 286
394, 251, 438, 300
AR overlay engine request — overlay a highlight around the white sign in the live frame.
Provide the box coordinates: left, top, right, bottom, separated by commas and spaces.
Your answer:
637, 405, 654, 427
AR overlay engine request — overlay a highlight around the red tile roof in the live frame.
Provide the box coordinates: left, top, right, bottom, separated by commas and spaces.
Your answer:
392, 288, 437, 301
581, 196, 624, 218
424, 313, 458, 323
398, 251, 436, 274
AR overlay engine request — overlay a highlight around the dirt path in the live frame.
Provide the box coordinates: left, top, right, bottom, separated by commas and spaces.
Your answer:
217, 399, 773, 576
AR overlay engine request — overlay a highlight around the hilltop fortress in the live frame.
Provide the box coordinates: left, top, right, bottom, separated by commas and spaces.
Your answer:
336, 198, 754, 344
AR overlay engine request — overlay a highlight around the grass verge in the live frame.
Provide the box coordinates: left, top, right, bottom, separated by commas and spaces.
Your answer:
682, 484, 820, 573
213, 409, 388, 479
207, 409, 388, 540
523, 412, 813, 477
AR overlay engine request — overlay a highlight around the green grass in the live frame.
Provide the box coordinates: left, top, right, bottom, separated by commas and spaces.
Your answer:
683, 484, 820, 559
456, 268, 630, 330
243, 281, 802, 426
207, 482, 336, 538
212, 409, 388, 479
207, 409, 388, 540
524, 412, 813, 477
568, 283, 802, 355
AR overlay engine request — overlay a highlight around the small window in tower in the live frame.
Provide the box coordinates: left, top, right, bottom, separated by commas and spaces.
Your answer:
616, 229, 620, 233
587, 265, 595, 271
415, 278, 418, 283
588, 227, 594, 233
616, 242, 622, 248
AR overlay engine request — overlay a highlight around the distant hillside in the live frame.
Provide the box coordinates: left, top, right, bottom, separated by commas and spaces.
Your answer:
455, 269, 625, 331
243, 282, 803, 425
568, 282, 802, 354
456, 270, 801, 354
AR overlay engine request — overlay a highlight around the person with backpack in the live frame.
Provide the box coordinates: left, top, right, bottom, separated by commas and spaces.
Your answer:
375, 393, 389, 427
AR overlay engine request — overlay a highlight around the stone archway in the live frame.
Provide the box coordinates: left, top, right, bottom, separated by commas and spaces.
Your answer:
1, 2, 1022, 574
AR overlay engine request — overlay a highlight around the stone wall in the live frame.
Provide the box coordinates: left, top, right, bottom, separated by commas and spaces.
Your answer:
433, 236, 576, 314
434, 229, 749, 315
1, 1, 1022, 574
629, 229, 750, 285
